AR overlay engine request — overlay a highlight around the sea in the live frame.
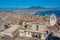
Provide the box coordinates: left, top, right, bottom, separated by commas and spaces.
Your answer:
34, 10, 60, 18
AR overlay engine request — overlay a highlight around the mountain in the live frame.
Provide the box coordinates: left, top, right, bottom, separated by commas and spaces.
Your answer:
0, 6, 60, 12
27, 6, 60, 10
27, 6, 46, 9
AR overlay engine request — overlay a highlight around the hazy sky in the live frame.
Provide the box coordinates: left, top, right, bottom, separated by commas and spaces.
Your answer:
0, 0, 60, 8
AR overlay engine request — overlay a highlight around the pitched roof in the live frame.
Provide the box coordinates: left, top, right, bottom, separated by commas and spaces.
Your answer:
22, 16, 45, 23
34, 16, 44, 22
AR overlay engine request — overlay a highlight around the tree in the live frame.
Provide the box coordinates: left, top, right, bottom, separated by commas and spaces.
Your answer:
4, 24, 10, 29
24, 24, 28, 37
24, 24, 28, 29
19, 21, 22, 25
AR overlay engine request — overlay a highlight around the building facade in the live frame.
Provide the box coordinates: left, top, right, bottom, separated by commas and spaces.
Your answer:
50, 13, 56, 26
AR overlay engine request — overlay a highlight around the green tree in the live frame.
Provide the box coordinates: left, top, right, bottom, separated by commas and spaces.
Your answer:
4, 25, 10, 29
19, 21, 22, 25
24, 24, 28, 29
24, 24, 28, 37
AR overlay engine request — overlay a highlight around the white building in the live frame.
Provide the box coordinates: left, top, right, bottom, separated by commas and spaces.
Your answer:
31, 22, 48, 40
18, 29, 32, 38
50, 13, 56, 26
18, 22, 48, 40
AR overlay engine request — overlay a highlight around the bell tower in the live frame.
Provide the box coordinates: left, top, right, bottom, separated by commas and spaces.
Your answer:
50, 13, 56, 26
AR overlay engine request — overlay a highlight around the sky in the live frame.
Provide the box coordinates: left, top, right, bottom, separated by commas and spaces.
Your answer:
0, 0, 60, 8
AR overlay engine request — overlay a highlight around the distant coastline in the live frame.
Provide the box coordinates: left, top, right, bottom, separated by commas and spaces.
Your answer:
33, 10, 60, 18
0, 6, 60, 18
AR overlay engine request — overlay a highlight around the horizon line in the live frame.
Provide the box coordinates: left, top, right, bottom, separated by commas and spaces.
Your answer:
0, 6, 60, 8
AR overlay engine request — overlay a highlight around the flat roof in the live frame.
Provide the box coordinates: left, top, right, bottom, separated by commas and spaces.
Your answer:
4, 25, 20, 33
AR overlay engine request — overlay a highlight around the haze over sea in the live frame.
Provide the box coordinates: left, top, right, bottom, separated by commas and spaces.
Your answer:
34, 10, 60, 18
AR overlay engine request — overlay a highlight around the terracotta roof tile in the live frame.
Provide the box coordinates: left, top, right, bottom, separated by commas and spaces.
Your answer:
34, 17, 44, 22
22, 20, 34, 22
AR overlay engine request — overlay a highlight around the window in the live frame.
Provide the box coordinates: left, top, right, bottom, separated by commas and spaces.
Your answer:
35, 35, 37, 38
44, 34, 46, 37
36, 25, 39, 31
46, 30, 48, 34
29, 25, 32, 30
28, 32, 30, 35
39, 35, 41, 39
25, 22, 26, 24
